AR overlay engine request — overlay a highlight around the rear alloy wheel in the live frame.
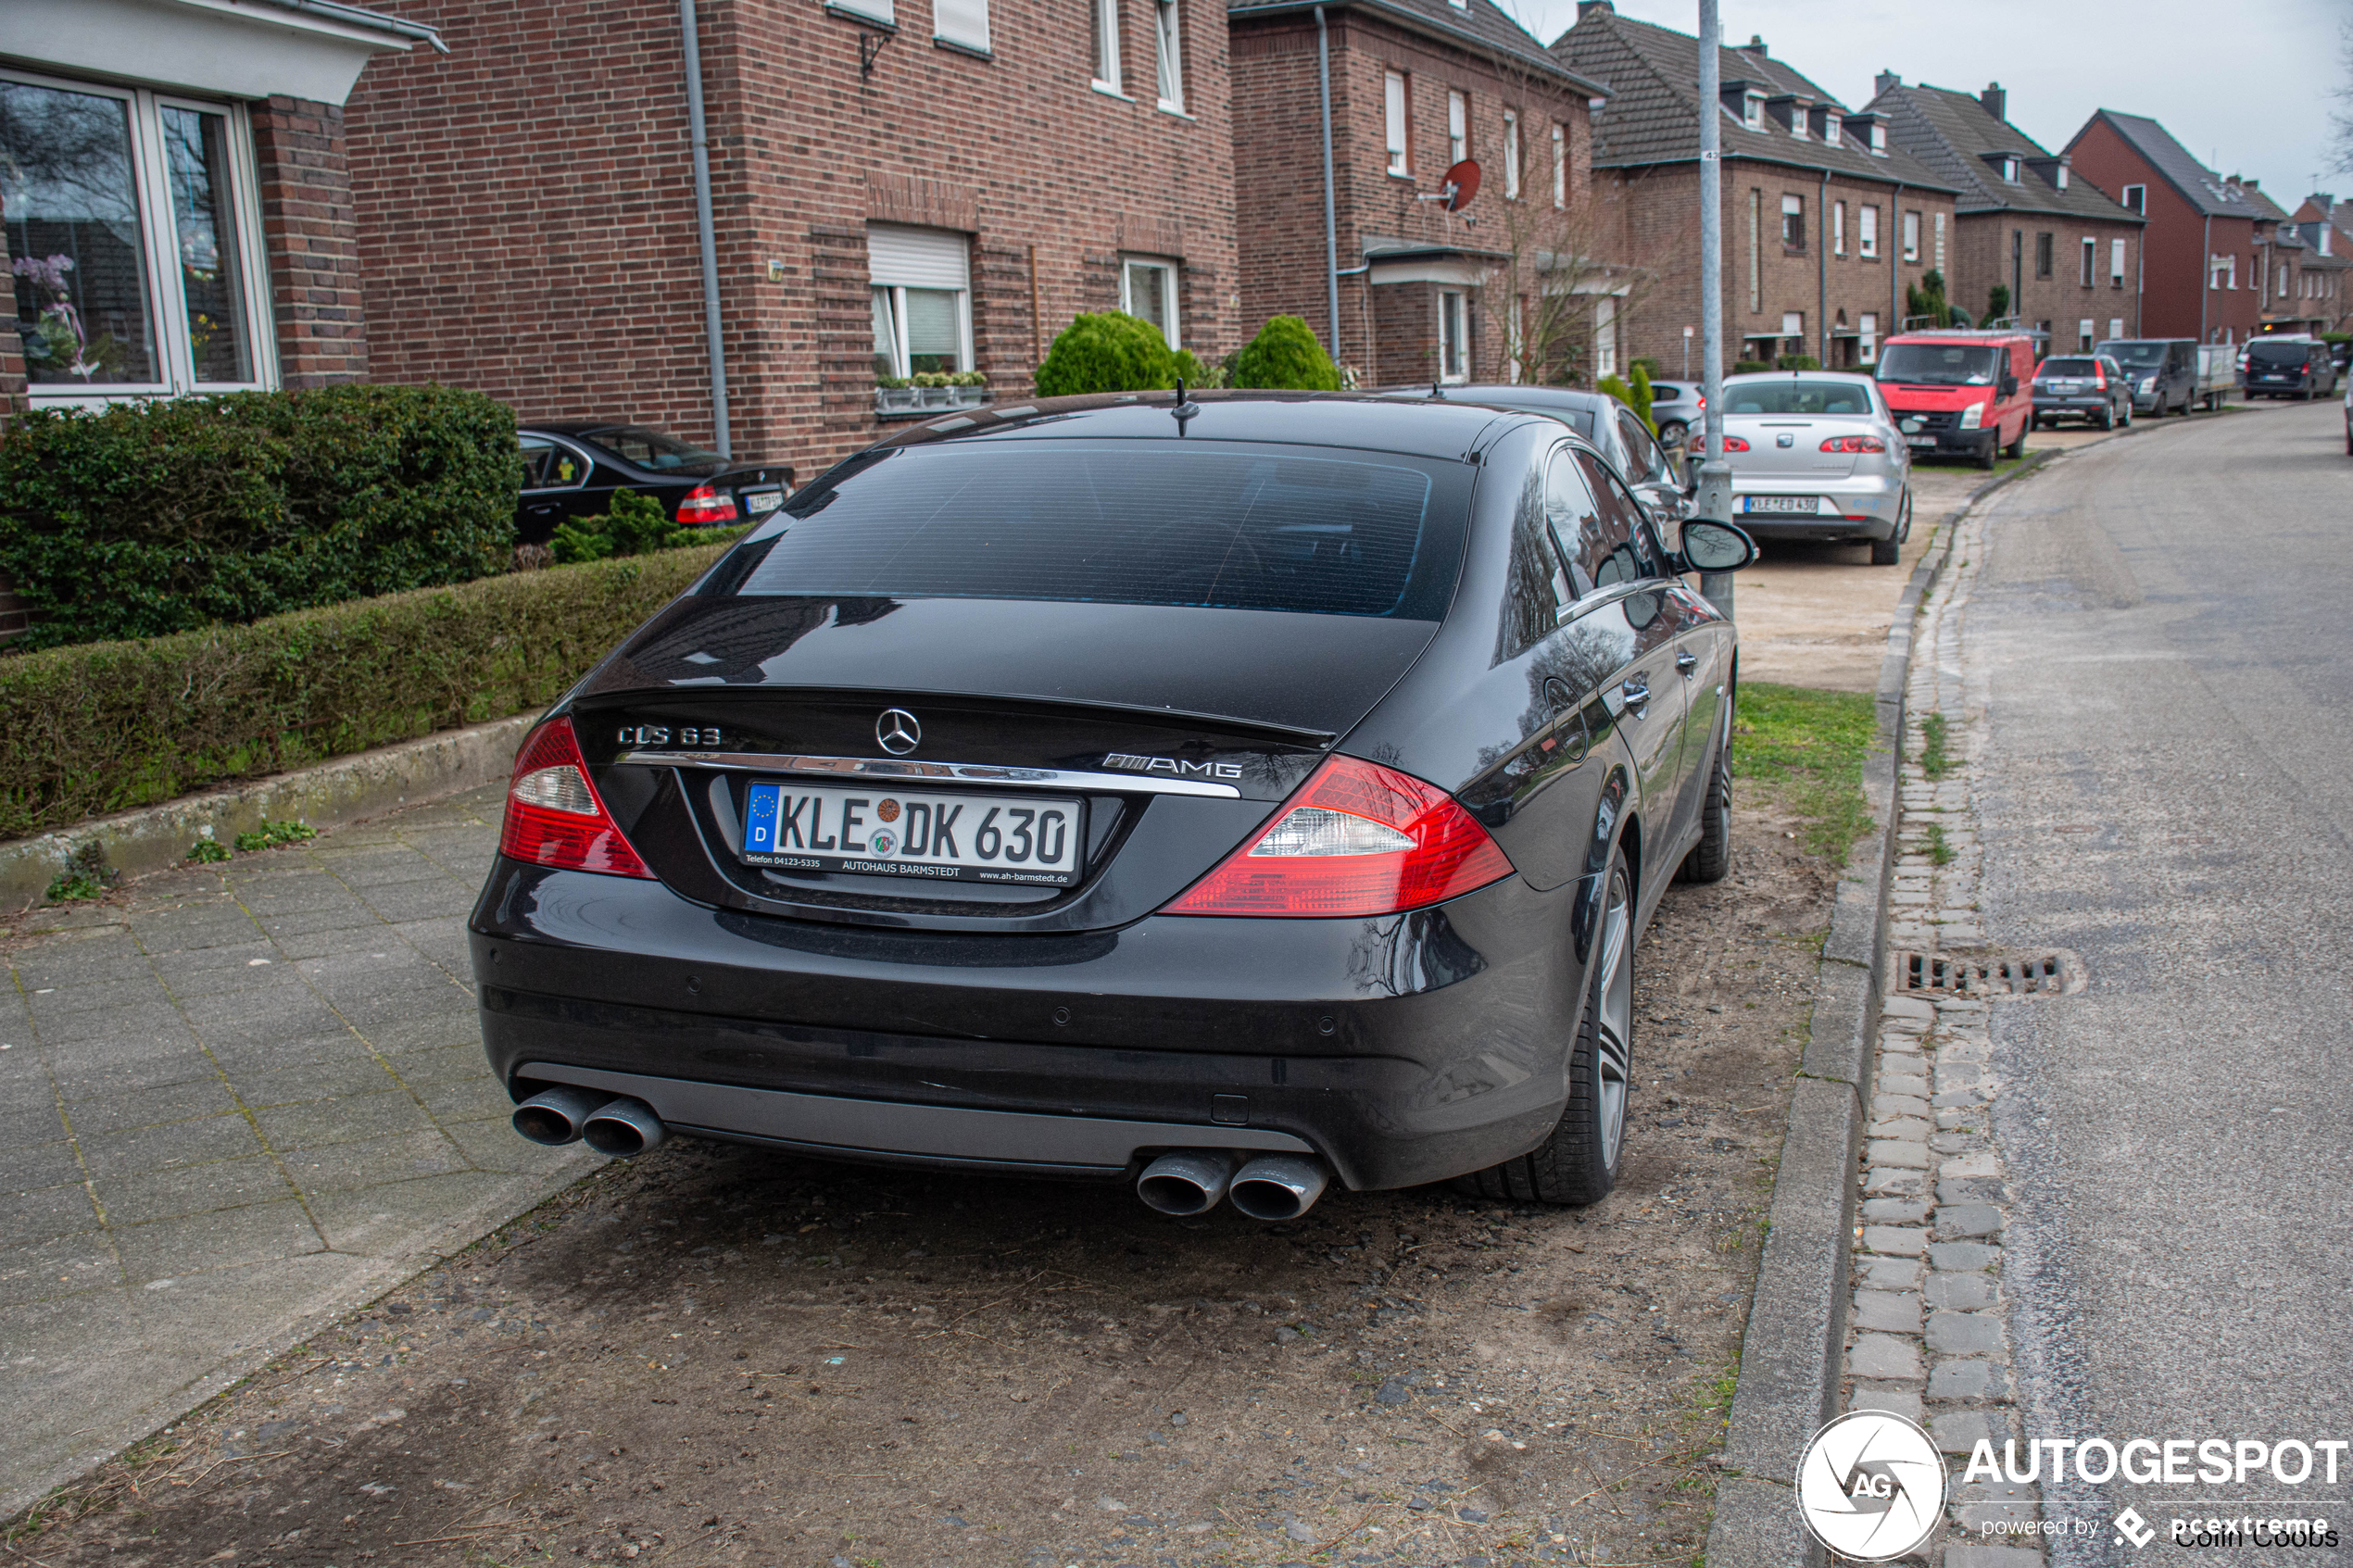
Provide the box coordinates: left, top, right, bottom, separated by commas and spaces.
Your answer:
1658, 420, 1689, 448
1456, 847, 1634, 1206
1677, 721, 1733, 884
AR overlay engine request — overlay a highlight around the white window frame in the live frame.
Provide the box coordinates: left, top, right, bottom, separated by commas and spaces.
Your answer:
1119, 254, 1180, 349
1551, 122, 1566, 208
1438, 289, 1468, 383
869, 224, 974, 380
2110, 237, 2127, 282
1384, 70, 1409, 176
1446, 89, 1466, 169
1903, 209, 1920, 263
934, 0, 990, 53
1592, 296, 1617, 378
1832, 199, 1846, 257
2108, 317, 2124, 341
1501, 108, 1519, 199
1780, 192, 1804, 249
5, 67, 278, 406
2081, 236, 2095, 287
2121, 183, 2145, 213
1090, 0, 1124, 94
1152, 0, 1184, 113
1859, 204, 1879, 259
2077, 318, 2094, 350
1858, 311, 1878, 365
1742, 93, 1764, 128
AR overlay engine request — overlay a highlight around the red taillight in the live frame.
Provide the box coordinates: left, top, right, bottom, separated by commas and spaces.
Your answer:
1696, 393, 1706, 409
675, 483, 739, 525
1160, 756, 1516, 918
2092, 366, 2107, 388
1818, 435, 1887, 453
1718, 434, 1751, 452
498, 717, 653, 879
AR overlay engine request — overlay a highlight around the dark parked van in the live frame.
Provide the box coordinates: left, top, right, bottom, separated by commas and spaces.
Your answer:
2242, 337, 2341, 400
2095, 339, 2198, 417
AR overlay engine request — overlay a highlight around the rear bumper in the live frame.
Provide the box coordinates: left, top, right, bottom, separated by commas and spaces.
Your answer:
2033, 395, 2114, 419
1730, 474, 1902, 540
470, 860, 1592, 1192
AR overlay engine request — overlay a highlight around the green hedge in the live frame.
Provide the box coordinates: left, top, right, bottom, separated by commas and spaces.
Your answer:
1228, 316, 1342, 391
0, 383, 520, 648
0, 544, 730, 840
1034, 312, 1178, 396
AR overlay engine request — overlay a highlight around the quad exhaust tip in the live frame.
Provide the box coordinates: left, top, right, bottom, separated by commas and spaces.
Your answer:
511, 1087, 668, 1159
1137, 1149, 1329, 1220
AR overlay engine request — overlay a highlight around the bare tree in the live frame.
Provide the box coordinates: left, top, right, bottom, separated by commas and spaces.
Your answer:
2334, 18, 2353, 178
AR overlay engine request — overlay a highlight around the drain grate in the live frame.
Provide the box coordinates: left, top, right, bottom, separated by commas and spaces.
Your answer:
1892, 949, 2082, 997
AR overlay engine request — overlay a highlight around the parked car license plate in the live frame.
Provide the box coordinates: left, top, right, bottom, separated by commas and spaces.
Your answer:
741, 781, 1082, 886
1906, 436, 1936, 448
744, 490, 785, 514
1743, 495, 1820, 515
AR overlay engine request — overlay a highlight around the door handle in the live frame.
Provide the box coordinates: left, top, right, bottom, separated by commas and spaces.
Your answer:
1676, 650, 1698, 675
1621, 679, 1650, 713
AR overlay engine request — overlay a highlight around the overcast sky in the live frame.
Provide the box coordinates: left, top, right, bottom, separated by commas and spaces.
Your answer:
1499, 0, 2348, 210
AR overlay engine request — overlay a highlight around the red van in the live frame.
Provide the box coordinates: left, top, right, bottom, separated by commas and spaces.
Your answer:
1873, 331, 2038, 470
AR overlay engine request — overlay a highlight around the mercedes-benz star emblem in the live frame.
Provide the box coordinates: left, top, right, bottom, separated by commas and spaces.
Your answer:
876, 708, 922, 755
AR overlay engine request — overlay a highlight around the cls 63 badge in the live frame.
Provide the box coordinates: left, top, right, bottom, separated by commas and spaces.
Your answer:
618, 725, 723, 746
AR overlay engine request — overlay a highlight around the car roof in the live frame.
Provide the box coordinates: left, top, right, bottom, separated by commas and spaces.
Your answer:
871, 390, 1528, 462
522, 420, 640, 436
1722, 369, 1880, 383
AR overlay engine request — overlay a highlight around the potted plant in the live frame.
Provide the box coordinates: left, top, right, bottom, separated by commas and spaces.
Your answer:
874, 375, 918, 413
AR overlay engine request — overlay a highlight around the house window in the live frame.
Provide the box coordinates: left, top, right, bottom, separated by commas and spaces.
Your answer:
1999, 157, 2019, 182
1447, 90, 1466, 168
1384, 71, 1409, 175
1743, 93, 1764, 128
1438, 290, 1468, 382
1859, 204, 1879, 259
1934, 210, 1945, 270
1859, 311, 1878, 365
2079, 237, 2095, 286
2, 72, 274, 396
869, 223, 973, 379
1551, 122, 1566, 207
1780, 310, 1804, 355
2108, 317, 2123, 340
1090, 0, 1122, 92
1748, 188, 1762, 312
2120, 183, 2145, 213
1152, 0, 1183, 111
1782, 193, 1804, 249
1501, 108, 1520, 199
1902, 209, 1920, 263
935, 0, 990, 53
1120, 255, 1179, 347
1592, 296, 1617, 377
2077, 318, 2094, 350
1833, 200, 1846, 257
2110, 237, 2127, 283
2279, 262, 2290, 299
2033, 232, 2052, 278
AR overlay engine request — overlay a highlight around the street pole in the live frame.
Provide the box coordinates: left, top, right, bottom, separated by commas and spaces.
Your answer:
1695, 0, 1732, 621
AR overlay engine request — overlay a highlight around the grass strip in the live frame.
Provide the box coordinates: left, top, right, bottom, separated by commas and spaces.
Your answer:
1731, 682, 1877, 863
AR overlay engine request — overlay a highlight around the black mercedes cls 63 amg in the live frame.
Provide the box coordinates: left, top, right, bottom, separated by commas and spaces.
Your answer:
472, 392, 1755, 1219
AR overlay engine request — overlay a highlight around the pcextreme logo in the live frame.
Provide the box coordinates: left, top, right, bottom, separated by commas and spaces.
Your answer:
1794, 1411, 1949, 1561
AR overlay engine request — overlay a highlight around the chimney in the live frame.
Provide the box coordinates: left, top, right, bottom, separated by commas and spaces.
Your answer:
1575, 0, 1612, 16
2244, 177, 2260, 191
1742, 33, 1767, 55
1980, 82, 2006, 122
1875, 70, 1901, 96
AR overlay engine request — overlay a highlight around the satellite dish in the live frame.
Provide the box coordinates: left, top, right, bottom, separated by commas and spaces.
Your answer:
1442, 158, 1481, 212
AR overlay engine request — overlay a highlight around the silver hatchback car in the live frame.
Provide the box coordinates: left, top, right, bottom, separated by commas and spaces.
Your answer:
1714, 370, 1914, 565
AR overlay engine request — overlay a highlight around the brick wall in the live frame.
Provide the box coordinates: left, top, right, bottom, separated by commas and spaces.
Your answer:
345, 0, 1236, 476
0, 189, 25, 424
2067, 119, 2258, 343
1606, 159, 1953, 375
250, 96, 371, 386
1949, 214, 2142, 350
1230, 9, 1592, 386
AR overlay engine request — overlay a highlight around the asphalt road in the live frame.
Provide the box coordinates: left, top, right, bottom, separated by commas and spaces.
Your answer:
1966, 400, 2353, 1561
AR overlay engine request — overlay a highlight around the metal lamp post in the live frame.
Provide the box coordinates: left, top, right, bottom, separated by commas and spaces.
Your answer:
1694, 0, 1733, 621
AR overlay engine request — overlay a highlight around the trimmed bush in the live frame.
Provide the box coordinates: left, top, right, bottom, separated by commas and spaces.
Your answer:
1774, 353, 1822, 371
0, 542, 731, 841
0, 383, 520, 648
1731, 359, 1770, 375
1228, 316, 1343, 391
1597, 367, 1656, 431
1033, 312, 1177, 396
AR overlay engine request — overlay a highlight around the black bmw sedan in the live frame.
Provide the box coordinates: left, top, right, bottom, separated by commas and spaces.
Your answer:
472, 393, 1754, 1218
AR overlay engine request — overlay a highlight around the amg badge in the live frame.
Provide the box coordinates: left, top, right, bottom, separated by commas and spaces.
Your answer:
1102, 753, 1244, 780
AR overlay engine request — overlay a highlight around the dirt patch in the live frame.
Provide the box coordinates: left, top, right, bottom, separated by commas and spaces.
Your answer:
9, 797, 1833, 1568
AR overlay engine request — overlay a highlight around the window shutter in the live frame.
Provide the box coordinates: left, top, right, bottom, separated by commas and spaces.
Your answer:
934, 0, 988, 50
867, 224, 971, 290
831, 0, 894, 24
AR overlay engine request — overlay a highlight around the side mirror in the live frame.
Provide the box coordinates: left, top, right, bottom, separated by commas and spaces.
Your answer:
2000, 375, 2020, 398
1678, 519, 1758, 573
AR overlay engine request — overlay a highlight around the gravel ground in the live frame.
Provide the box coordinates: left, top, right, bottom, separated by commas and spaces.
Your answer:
7, 797, 1835, 1568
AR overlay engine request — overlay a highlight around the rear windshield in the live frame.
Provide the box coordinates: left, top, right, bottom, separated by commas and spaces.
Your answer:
1723, 380, 1876, 415
1876, 345, 2001, 385
1455, 398, 1595, 437
2248, 340, 2313, 364
2097, 342, 2170, 367
579, 425, 726, 471
2037, 358, 2101, 376
721, 441, 1468, 620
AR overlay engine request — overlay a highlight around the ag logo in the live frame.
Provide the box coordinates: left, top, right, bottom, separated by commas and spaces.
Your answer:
1794, 1410, 1946, 1561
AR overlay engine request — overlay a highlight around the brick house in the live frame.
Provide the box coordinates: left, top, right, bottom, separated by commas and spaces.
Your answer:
1, 0, 439, 420
2063, 110, 2278, 345
341, 0, 1237, 473
2285, 195, 2353, 334
1552, 4, 1957, 377
1869, 79, 2144, 356
1225, 0, 1606, 388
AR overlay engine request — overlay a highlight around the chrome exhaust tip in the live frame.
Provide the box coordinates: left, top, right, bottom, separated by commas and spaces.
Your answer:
512, 1085, 612, 1147
1228, 1155, 1330, 1221
1137, 1149, 1237, 1215
581, 1096, 668, 1158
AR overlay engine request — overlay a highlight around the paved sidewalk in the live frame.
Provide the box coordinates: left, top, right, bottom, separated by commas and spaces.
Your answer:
0, 784, 589, 1519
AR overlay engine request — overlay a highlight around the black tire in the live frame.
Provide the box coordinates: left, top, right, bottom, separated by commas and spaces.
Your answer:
2097, 404, 2115, 431
1678, 723, 1733, 884
2003, 421, 2028, 459
1455, 847, 1635, 1206
1974, 436, 1996, 470
1870, 532, 1901, 565
1658, 420, 1689, 448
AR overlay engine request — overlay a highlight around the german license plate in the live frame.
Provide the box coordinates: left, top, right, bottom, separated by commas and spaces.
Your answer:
1906, 436, 1936, 448
741, 781, 1082, 886
1743, 495, 1819, 515
745, 490, 785, 514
